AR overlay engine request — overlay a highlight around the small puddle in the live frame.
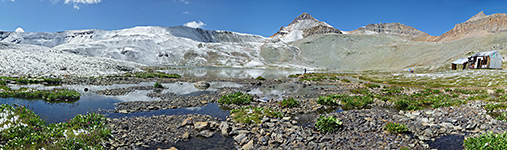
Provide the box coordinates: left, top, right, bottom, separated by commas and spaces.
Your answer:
105, 103, 230, 120
150, 133, 235, 150
248, 83, 336, 101
427, 134, 464, 150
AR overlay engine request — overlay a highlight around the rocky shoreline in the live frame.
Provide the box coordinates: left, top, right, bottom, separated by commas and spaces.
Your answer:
56, 75, 507, 149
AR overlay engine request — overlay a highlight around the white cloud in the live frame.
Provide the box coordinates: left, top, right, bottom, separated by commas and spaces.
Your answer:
64, 0, 102, 9
184, 21, 205, 28
15, 27, 24, 33
183, 11, 189, 15
64, 0, 101, 4
173, 0, 189, 4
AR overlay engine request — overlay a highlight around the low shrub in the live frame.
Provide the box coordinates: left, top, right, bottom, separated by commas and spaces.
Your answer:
464, 132, 507, 149
315, 115, 342, 133
350, 88, 370, 95
317, 94, 345, 106
0, 104, 110, 149
230, 106, 282, 124
255, 76, 266, 80
280, 97, 299, 108
0, 88, 80, 102
484, 103, 507, 112
365, 83, 381, 88
218, 92, 252, 105
384, 122, 409, 133
154, 82, 164, 88
341, 95, 373, 110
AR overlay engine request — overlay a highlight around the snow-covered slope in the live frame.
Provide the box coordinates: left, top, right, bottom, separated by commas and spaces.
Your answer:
0, 42, 143, 77
271, 12, 342, 43
0, 26, 303, 68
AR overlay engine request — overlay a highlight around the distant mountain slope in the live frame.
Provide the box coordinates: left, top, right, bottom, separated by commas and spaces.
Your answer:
271, 12, 342, 43
294, 32, 507, 71
349, 23, 435, 41
433, 11, 507, 42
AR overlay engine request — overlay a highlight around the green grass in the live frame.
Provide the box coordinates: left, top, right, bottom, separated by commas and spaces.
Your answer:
317, 94, 373, 109
484, 103, 507, 112
464, 132, 507, 149
315, 115, 342, 133
230, 106, 282, 124
154, 82, 164, 88
255, 76, 266, 80
350, 88, 370, 95
279, 97, 299, 108
0, 104, 110, 149
0, 77, 62, 85
384, 122, 409, 133
287, 73, 342, 82
317, 94, 345, 106
218, 92, 252, 105
365, 83, 381, 88
0, 88, 81, 102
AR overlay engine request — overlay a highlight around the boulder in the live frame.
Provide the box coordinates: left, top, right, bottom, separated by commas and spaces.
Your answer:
194, 81, 211, 90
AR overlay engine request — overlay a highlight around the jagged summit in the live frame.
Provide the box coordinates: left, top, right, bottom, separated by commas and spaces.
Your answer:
349, 23, 433, 41
290, 12, 318, 24
433, 11, 507, 42
467, 11, 487, 22
271, 12, 341, 43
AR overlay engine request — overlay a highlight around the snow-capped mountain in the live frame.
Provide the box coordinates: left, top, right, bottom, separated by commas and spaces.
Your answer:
0, 26, 302, 68
271, 12, 342, 43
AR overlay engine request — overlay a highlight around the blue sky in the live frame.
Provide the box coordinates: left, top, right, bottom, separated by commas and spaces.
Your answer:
0, 0, 505, 36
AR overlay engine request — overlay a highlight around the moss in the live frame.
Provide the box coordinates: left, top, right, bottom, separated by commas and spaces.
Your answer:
315, 115, 342, 133
464, 132, 507, 149
279, 97, 299, 108
154, 82, 164, 88
255, 76, 266, 80
230, 106, 282, 124
218, 92, 252, 105
0, 88, 80, 102
384, 122, 409, 133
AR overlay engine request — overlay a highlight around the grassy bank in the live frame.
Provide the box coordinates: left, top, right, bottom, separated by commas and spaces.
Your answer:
0, 104, 110, 149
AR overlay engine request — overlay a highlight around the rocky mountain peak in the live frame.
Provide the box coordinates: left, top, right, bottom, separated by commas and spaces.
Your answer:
466, 11, 487, 22
433, 11, 507, 42
290, 12, 317, 24
272, 12, 341, 42
349, 23, 434, 41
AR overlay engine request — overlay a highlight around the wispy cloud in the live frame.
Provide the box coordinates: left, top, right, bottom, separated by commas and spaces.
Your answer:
173, 0, 189, 4
184, 21, 205, 28
183, 11, 189, 15
64, 0, 102, 9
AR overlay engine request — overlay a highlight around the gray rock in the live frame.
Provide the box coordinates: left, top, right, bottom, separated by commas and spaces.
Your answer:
235, 134, 247, 144
220, 122, 230, 136
199, 130, 214, 138
194, 81, 210, 90
242, 140, 254, 150
194, 121, 208, 131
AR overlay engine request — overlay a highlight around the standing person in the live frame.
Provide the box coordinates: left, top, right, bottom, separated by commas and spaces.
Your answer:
304, 68, 307, 74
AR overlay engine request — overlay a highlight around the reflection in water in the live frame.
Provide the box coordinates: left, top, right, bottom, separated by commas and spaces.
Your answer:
248, 83, 337, 101
150, 133, 235, 150
159, 66, 303, 79
427, 134, 464, 150
0, 93, 120, 123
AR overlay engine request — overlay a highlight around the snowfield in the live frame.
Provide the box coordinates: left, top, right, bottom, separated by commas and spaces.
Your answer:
0, 42, 144, 77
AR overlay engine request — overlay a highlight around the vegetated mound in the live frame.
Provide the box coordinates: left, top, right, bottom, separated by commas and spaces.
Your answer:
0, 42, 143, 77
433, 11, 507, 42
293, 32, 507, 71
